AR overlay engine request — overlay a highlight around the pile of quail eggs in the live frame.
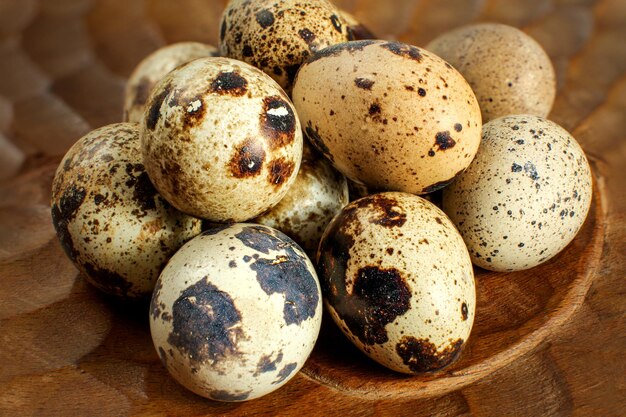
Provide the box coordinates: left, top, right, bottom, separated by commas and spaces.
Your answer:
51, 0, 593, 402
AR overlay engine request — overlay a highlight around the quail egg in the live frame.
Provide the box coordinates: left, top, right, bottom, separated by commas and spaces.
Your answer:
219, 0, 353, 93
140, 57, 302, 222
51, 123, 202, 298
317, 192, 475, 374
255, 148, 349, 256
124, 42, 219, 124
442, 115, 593, 271
427, 23, 556, 122
292, 40, 482, 194
150, 223, 322, 401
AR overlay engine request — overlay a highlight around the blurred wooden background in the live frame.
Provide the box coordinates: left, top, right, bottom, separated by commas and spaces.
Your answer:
0, 0, 625, 415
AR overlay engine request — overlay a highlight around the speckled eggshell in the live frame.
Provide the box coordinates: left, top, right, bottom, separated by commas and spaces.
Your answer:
426, 23, 556, 123
442, 115, 593, 272
219, 0, 353, 94
150, 224, 322, 401
124, 42, 219, 124
292, 40, 482, 195
51, 123, 202, 298
255, 151, 349, 256
140, 57, 302, 222
317, 192, 475, 374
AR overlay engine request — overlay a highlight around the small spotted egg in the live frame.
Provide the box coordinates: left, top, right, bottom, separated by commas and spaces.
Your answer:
427, 23, 556, 122
219, 0, 353, 94
140, 57, 302, 222
442, 115, 593, 272
255, 147, 349, 256
150, 224, 322, 401
51, 123, 202, 298
292, 40, 482, 195
317, 192, 475, 374
124, 42, 219, 124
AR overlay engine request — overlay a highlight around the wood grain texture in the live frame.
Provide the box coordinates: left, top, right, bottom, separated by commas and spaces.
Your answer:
0, 0, 625, 415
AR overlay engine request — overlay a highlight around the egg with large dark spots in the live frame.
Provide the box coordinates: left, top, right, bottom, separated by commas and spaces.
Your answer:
317, 192, 475, 374
442, 115, 593, 271
123, 42, 219, 124
150, 223, 323, 401
292, 40, 482, 195
219, 0, 352, 94
50, 123, 202, 298
140, 57, 302, 222
254, 145, 349, 257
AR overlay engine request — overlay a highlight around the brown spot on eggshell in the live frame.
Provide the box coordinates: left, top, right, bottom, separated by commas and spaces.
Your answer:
380, 41, 423, 62
146, 83, 171, 131
273, 362, 298, 384
396, 336, 464, 373
355, 78, 375, 90
84, 262, 133, 297
167, 277, 245, 365
255, 9, 275, 29
333, 265, 411, 345
298, 28, 316, 48
261, 96, 296, 149
305, 40, 376, 64
51, 185, 87, 259
209, 390, 251, 401
268, 158, 295, 188
434, 131, 456, 151
329, 14, 342, 33
230, 138, 266, 178
461, 302, 468, 321
209, 71, 248, 96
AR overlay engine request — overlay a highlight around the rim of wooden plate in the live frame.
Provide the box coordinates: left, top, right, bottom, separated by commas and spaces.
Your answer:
300, 157, 607, 400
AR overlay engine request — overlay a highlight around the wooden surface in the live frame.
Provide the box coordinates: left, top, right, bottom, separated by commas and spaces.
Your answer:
0, 0, 625, 415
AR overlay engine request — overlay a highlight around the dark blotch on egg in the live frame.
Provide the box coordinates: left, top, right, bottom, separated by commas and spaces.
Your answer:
268, 158, 295, 187
395, 336, 464, 373
354, 78, 375, 90
209, 390, 251, 401
255, 9, 275, 29
209, 71, 248, 96
51, 185, 87, 259
260, 96, 296, 149
146, 83, 172, 130
380, 41, 423, 62
167, 277, 244, 364
84, 262, 133, 297
273, 362, 298, 384
229, 138, 266, 178
434, 131, 456, 151
235, 226, 319, 325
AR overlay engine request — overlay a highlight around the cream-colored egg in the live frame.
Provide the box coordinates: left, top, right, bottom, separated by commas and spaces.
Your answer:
255, 150, 349, 256
51, 123, 202, 298
292, 40, 482, 194
219, 0, 352, 94
427, 23, 556, 122
124, 42, 219, 124
150, 224, 322, 401
442, 115, 593, 271
317, 192, 475, 374
140, 57, 302, 222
